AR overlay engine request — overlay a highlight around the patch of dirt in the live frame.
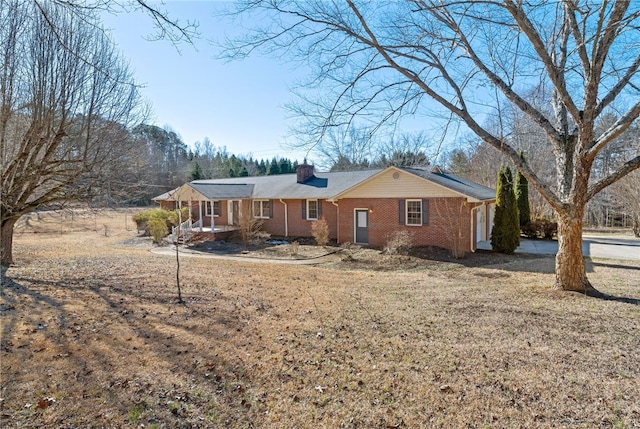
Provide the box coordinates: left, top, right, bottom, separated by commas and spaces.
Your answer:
188, 238, 336, 260
183, 237, 545, 268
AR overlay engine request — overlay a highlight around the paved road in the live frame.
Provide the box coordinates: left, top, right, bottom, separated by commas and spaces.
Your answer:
478, 235, 640, 261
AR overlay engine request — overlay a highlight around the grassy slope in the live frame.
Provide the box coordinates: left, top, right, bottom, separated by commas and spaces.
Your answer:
1, 210, 639, 428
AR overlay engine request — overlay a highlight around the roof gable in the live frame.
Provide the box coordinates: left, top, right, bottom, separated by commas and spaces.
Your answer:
403, 167, 496, 201
334, 166, 495, 202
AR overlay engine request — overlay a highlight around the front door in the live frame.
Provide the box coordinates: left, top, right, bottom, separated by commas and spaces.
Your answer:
232, 201, 240, 226
355, 209, 369, 244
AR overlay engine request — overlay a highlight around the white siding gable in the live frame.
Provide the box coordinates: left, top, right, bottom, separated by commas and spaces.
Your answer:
338, 169, 460, 199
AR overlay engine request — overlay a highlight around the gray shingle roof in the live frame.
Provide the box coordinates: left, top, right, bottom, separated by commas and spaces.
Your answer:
151, 189, 176, 201
153, 167, 495, 202
191, 169, 382, 199
188, 183, 254, 199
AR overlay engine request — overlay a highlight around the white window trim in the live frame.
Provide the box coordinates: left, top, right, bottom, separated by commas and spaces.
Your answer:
205, 200, 221, 217
253, 199, 270, 219
306, 199, 318, 220
405, 199, 422, 226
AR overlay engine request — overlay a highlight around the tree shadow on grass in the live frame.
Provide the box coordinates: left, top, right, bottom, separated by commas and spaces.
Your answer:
0, 273, 264, 428
424, 251, 640, 305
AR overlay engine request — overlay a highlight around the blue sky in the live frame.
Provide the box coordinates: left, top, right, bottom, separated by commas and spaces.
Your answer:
102, 1, 312, 163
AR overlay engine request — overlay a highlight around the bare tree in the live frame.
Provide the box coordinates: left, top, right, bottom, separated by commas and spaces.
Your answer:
609, 170, 640, 237
446, 89, 557, 220
320, 126, 375, 171
374, 131, 432, 167
321, 125, 433, 171
223, 1, 640, 296
35, 0, 197, 47
0, 0, 144, 267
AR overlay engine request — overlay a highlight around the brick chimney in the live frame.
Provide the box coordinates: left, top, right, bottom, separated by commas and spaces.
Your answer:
296, 161, 314, 183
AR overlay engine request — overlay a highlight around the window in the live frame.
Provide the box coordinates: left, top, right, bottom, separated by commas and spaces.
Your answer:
205, 201, 221, 217
406, 199, 422, 226
252, 200, 271, 218
306, 199, 318, 220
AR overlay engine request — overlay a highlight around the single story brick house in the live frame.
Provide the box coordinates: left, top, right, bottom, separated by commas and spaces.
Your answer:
153, 164, 496, 253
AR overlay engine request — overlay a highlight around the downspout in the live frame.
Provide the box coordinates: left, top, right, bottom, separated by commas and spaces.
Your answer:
332, 200, 339, 243
279, 199, 288, 237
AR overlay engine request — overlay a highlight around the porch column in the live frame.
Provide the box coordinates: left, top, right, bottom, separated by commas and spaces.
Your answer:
178, 200, 183, 245
198, 199, 203, 232
210, 200, 215, 231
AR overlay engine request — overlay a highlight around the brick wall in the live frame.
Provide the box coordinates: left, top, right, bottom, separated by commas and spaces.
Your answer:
162, 197, 473, 252
260, 199, 338, 239
337, 197, 473, 252
159, 201, 175, 210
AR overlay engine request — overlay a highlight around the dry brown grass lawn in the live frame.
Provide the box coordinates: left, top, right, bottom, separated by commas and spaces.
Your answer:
1, 209, 639, 428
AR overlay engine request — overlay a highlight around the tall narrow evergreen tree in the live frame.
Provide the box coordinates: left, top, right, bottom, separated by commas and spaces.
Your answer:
491, 167, 520, 254
515, 152, 531, 228
491, 167, 505, 251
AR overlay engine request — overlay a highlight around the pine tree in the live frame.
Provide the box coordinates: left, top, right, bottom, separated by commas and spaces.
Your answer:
268, 157, 280, 175
515, 152, 531, 228
491, 166, 520, 253
278, 157, 290, 174
258, 159, 267, 175
190, 161, 204, 181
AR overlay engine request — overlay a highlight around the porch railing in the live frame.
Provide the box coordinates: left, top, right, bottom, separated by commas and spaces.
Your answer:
172, 218, 193, 243
171, 218, 205, 243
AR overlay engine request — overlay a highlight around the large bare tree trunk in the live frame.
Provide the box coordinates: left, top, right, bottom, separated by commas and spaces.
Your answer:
555, 211, 601, 296
1, 217, 17, 268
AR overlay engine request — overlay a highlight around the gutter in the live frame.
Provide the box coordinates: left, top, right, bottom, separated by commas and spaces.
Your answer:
279, 199, 288, 237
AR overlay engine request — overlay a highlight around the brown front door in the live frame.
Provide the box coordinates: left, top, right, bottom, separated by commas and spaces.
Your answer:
355, 209, 369, 244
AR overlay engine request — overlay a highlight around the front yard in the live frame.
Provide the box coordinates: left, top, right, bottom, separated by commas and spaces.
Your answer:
1, 209, 639, 427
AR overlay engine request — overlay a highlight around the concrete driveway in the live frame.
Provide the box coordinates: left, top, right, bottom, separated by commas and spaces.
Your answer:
477, 235, 640, 261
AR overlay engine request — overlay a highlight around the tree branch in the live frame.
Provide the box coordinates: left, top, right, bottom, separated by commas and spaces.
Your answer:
587, 155, 640, 201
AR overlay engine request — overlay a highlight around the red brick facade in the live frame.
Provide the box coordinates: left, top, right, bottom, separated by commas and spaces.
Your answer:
163, 196, 478, 252
256, 199, 338, 239
336, 197, 473, 251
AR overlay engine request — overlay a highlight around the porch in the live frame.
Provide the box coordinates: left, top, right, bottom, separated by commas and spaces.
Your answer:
171, 218, 238, 243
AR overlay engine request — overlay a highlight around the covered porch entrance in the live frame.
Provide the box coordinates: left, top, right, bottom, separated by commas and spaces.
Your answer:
162, 182, 253, 242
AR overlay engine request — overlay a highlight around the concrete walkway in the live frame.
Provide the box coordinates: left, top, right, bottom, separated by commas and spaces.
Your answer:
150, 245, 343, 265
477, 235, 640, 261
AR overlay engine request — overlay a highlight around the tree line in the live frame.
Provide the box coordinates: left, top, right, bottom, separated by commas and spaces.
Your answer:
127, 125, 303, 204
